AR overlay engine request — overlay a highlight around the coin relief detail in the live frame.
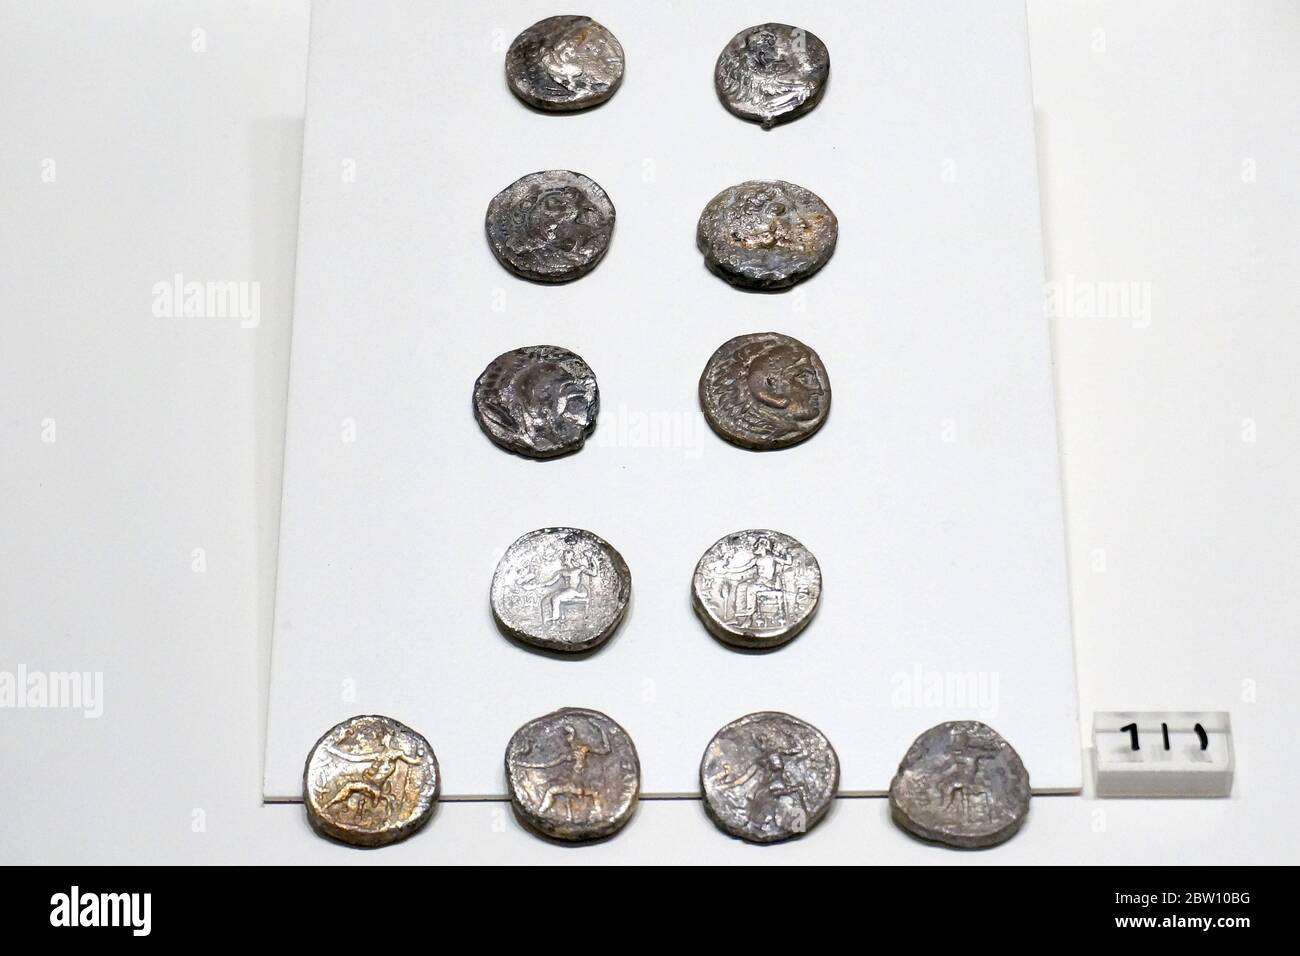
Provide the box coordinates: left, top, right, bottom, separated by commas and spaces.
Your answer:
699, 331, 831, 450
697, 180, 837, 290
701, 711, 840, 843
714, 23, 830, 129
473, 345, 599, 459
302, 715, 440, 848
506, 16, 625, 112
486, 170, 615, 283
491, 528, 631, 653
506, 707, 640, 841
889, 720, 1032, 849
692, 529, 821, 649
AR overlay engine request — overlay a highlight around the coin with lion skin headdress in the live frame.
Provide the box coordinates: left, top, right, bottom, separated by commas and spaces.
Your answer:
714, 23, 830, 129
473, 345, 599, 458
486, 170, 615, 283
698, 332, 830, 450
505, 16, 625, 112
696, 180, 837, 290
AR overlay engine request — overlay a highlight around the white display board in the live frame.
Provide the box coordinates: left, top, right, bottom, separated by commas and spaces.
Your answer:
264, 0, 1080, 800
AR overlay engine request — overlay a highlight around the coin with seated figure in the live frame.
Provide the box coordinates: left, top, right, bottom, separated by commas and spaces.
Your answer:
889, 720, 1032, 849
505, 707, 640, 841
491, 527, 631, 653
302, 715, 440, 847
700, 711, 839, 843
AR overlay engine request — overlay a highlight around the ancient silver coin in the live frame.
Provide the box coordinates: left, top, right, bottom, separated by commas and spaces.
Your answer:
699, 332, 830, 450
700, 711, 839, 843
714, 23, 830, 129
505, 16, 625, 112
692, 529, 821, 650
302, 714, 440, 848
473, 345, 599, 458
505, 707, 640, 841
889, 720, 1032, 849
696, 180, 837, 290
491, 527, 631, 653
485, 170, 615, 283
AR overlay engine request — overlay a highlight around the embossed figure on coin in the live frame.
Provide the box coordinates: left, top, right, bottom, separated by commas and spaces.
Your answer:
699, 332, 830, 450
473, 345, 599, 458
696, 180, 837, 290
485, 170, 615, 283
506, 707, 640, 841
692, 529, 821, 649
303, 715, 440, 847
491, 528, 631, 653
700, 712, 839, 843
714, 23, 830, 129
889, 721, 1031, 849
505, 16, 625, 112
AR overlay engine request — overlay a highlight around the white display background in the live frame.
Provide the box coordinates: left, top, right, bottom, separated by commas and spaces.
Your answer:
262, 0, 1079, 800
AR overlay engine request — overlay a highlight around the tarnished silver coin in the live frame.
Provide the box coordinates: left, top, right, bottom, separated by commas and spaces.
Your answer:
302, 714, 440, 848
473, 345, 599, 458
699, 332, 830, 450
714, 23, 830, 129
506, 707, 640, 841
889, 721, 1032, 849
485, 170, 615, 283
700, 711, 839, 843
692, 529, 821, 649
491, 527, 630, 653
696, 180, 837, 290
505, 16, 625, 112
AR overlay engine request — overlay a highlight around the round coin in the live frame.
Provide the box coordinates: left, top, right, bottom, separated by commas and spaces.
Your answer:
698, 332, 830, 450
491, 527, 631, 653
714, 23, 830, 129
473, 345, 599, 458
700, 711, 839, 843
505, 707, 640, 841
889, 720, 1031, 849
692, 529, 821, 649
302, 714, 440, 847
485, 170, 615, 283
505, 16, 625, 112
696, 179, 837, 290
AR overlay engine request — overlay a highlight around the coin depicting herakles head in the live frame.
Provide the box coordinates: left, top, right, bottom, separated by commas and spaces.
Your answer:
699, 332, 830, 450
692, 529, 821, 649
491, 527, 631, 653
714, 23, 830, 129
302, 715, 440, 848
473, 345, 599, 458
697, 180, 837, 290
506, 16, 625, 112
506, 707, 640, 841
486, 170, 615, 283
701, 711, 839, 843
889, 721, 1032, 849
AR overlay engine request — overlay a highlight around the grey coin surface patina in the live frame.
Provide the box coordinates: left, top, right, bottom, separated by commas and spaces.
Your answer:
696, 180, 837, 290
700, 711, 839, 843
714, 23, 830, 129
485, 170, 615, 283
889, 721, 1032, 849
506, 707, 640, 841
505, 16, 625, 112
699, 332, 830, 450
302, 714, 440, 847
692, 529, 821, 649
491, 527, 630, 653
473, 345, 599, 458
